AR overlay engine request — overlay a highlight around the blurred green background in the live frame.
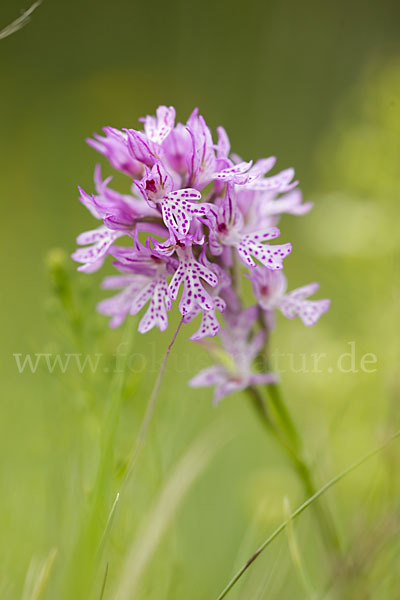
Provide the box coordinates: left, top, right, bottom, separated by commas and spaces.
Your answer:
1, 0, 400, 598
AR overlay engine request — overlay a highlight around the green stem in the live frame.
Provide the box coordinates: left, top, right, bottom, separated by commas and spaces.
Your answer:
247, 386, 341, 556
267, 383, 302, 451
253, 324, 341, 554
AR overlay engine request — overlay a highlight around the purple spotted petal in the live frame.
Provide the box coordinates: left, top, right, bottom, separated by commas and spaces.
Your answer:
160, 188, 211, 235
237, 228, 292, 270
168, 243, 217, 315
72, 226, 123, 269
246, 167, 297, 192
279, 296, 330, 326
185, 296, 226, 341
137, 277, 171, 333
140, 105, 176, 145
97, 275, 148, 328
213, 160, 253, 181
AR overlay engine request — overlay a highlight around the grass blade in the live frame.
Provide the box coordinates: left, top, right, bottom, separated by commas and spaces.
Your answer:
0, 2, 42, 40
216, 429, 400, 600
113, 420, 234, 599
98, 562, 108, 600
63, 319, 136, 599
283, 496, 316, 599
22, 548, 57, 600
